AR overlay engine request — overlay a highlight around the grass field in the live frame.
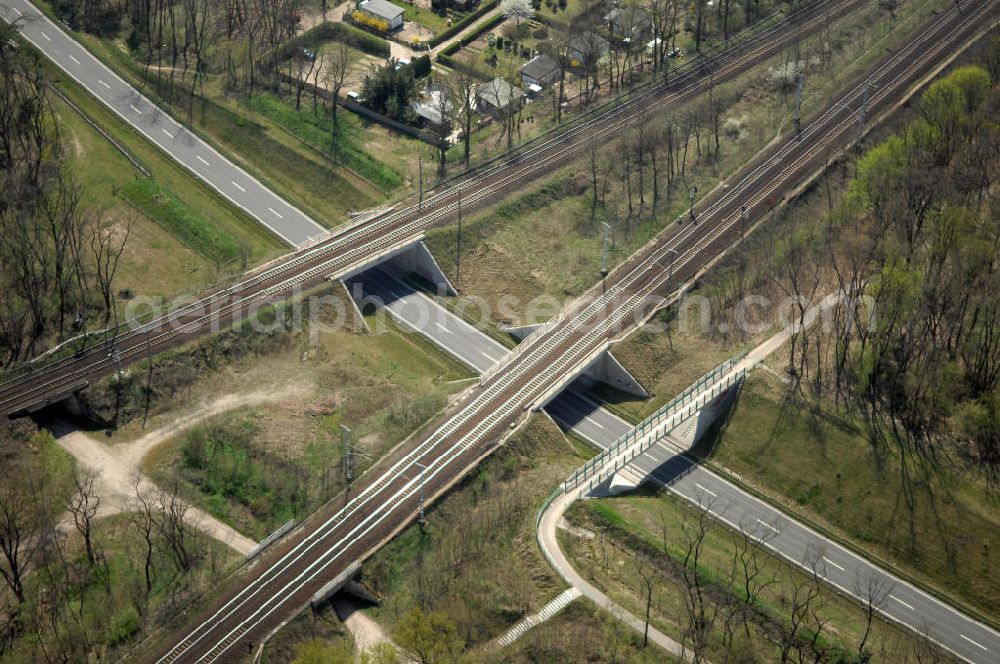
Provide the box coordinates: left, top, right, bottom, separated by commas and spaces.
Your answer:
49, 71, 285, 302
53, 25, 384, 226
697, 370, 1000, 623
139, 301, 473, 539
564, 493, 946, 662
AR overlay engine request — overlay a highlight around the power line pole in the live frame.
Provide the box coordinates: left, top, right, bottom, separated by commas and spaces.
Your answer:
418, 156, 423, 211
342, 425, 353, 482
793, 71, 805, 139
688, 185, 698, 224
415, 462, 428, 528
600, 221, 610, 293
856, 80, 872, 150
455, 186, 462, 290
740, 204, 749, 239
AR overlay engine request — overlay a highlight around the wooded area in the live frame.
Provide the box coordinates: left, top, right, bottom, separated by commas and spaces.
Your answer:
0, 23, 129, 366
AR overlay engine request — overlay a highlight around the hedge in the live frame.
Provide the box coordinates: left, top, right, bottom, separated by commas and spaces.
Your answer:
279, 21, 391, 59
428, 0, 499, 47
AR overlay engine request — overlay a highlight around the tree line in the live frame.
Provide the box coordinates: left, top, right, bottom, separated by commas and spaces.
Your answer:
0, 23, 128, 366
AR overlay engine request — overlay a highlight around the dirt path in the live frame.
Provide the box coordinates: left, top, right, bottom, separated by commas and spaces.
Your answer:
52, 420, 257, 555
116, 384, 310, 470
49, 385, 310, 556
331, 596, 396, 654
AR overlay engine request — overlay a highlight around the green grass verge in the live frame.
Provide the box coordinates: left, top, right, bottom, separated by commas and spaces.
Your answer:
245, 93, 403, 192
119, 179, 242, 264
699, 371, 1000, 623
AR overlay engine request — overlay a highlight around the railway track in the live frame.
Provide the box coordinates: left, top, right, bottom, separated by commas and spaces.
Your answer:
0, 0, 868, 417
141, 1, 998, 661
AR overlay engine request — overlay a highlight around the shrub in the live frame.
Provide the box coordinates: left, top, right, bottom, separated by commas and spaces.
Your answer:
428, 0, 499, 46
411, 53, 432, 78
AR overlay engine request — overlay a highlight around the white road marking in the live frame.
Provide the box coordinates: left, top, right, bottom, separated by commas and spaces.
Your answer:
68, 54, 80, 64
584, 416, 605, 429
130, 104, 143, 114
756, 518, 780, 533
40, 30, 51, 41
196, 155, 210, 166
268, 207, 284, 219
435, 322, 450, 333
162, 128, 175, 139
822, 556, 845, 572
960, 634, 988, 651
232, 181, 246, 192
98, 79, 111, 89
890, 595, 915, 610
481, 350, 497, 361
694, 483, 717, 497
12, 7, 23, 15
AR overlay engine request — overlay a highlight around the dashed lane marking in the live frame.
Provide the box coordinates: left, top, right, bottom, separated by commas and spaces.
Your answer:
40, 31, 51, 41
268, 207, 284, 219
162, 128, 175, 139
435, 322, 450, 333
960, 635, 988, 651
232, 181, 246, 192
694, 483, 717, 497
130, 104, 143, 114
68, 54, 80, 65
756, 518, 780, 533
196, 155, 210, 166
98, 79, 111, 89
822, 556, 845, 572
890, 595, 915, 611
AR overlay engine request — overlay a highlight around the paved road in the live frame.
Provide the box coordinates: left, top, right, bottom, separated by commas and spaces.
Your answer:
573, 390, 1000, 663
347, 267, 613, 430
345, 267, 507, 373
1, 0, 327, 247
351, 267, 1000, 664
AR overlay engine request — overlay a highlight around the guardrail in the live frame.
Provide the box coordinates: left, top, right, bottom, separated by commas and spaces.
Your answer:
245, 519, 296, 561
562, 349, 747, 491
576, 369, 746, 493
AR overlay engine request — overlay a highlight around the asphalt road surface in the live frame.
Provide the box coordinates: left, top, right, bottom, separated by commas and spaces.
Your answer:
576, 395, 1000, 664
350, 267, 1000, 664
0, 0, 327, 247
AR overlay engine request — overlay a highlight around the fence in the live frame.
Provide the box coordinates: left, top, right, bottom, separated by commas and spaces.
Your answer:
562, 349, 749, 492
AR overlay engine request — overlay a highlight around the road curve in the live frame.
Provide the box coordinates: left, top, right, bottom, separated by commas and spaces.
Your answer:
0, 0, 327, 247
138, 3, 999, 661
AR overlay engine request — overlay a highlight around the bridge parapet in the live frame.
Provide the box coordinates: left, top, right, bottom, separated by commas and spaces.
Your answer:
562, 350, 750, 495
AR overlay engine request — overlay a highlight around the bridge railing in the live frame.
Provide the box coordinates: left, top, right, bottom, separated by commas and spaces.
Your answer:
577, 369, 746, 494
562, 349, 748, 492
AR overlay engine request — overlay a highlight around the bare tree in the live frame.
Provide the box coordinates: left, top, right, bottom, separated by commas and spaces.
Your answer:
679, 501, 717, 662
854, 571, 892, 657
65, 468, 101, 569
324, 41, 352, 132
0, 456, 53, 604
447, 69, 479, 167
90, 212, 131, 326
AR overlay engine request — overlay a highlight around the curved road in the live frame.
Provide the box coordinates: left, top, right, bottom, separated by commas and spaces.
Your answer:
1, 0, 327, 247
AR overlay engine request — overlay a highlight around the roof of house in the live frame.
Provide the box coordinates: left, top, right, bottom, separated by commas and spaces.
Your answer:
411, 89, 453, 126
360, 0, 404, 21
478, 78, 524, 109
520, 54, 561, 82
604, 5, 652, 34
568, 32, 610, 59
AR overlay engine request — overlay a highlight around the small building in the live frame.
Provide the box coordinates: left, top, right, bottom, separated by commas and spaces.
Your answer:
477, 78, 524, 117
411, 88, 453, 133
452, 0, 480, 10
604, 5, 652, 41
520, 54, 562, 89
357, 0, 404, 31
566, 32, 610, 67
